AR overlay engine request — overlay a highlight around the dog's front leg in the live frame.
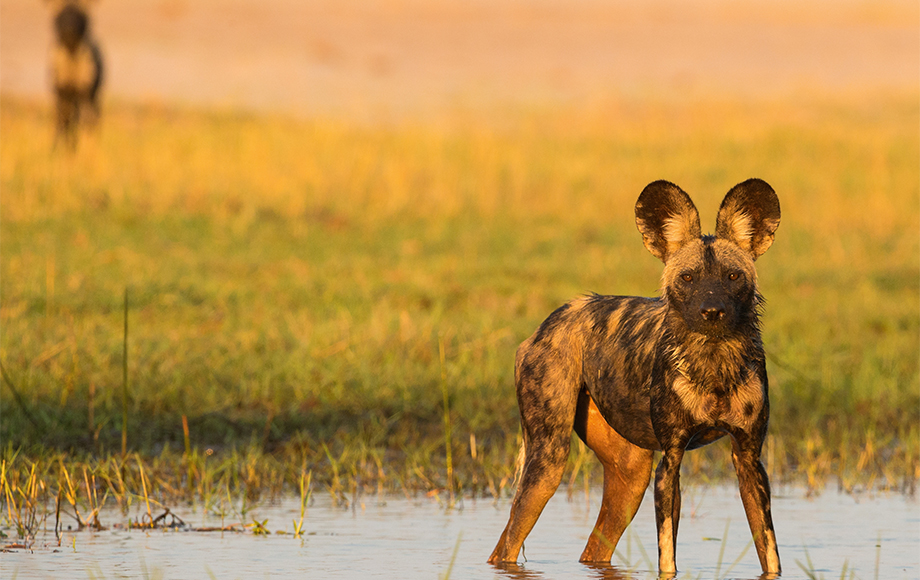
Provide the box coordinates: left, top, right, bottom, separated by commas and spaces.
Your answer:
731, 436, 781, 575
654, 444, 685, 575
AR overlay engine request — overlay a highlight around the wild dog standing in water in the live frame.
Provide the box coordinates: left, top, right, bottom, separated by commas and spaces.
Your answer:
489, 179, 782, 576
49, 0, 104, 148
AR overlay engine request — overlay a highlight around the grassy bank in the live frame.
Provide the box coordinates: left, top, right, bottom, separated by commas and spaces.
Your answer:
1, 94, 917, 523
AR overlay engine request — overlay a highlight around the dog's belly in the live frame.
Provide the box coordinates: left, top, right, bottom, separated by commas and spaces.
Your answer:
685, 428, 728, 449
608, 414, 660, 450
588, 388, 660, 450
588, 386, 730, 451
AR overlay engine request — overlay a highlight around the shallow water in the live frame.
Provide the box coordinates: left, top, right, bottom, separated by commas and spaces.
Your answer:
3, 485, 918, 579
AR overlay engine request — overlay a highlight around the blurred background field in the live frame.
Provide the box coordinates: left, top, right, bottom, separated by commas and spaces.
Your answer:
0, 0, 917, 505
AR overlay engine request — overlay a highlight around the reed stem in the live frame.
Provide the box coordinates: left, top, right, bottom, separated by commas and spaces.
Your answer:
439, 336, 453, 506
121, 288, 129, 457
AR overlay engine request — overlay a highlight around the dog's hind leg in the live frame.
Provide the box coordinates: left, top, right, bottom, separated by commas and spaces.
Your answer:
488, 349, 580, 564
487, 434, 569, 563
574, 389, 653, 563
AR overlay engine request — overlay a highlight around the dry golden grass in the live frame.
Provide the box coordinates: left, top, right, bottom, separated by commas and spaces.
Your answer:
1, 93, 917, 519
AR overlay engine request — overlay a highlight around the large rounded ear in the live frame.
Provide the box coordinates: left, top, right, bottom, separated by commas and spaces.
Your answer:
715, 179, 781, 260
635, 181, 701, 262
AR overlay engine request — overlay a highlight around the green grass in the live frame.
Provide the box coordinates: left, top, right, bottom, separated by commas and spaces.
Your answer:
1, 93, 917, 509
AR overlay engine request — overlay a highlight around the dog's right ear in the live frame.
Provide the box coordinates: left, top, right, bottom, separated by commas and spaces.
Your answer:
715, 179, 781, 260
635, 181, 701, 263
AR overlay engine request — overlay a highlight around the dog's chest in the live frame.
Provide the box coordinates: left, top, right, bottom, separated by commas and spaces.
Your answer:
671, 371, 764, 430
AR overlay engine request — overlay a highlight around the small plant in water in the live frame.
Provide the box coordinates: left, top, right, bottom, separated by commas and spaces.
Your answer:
1, 459, 45, 545
249, 518, 270, 535
293, 470, 312, 538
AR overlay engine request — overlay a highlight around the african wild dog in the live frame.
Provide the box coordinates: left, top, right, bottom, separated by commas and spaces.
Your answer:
489, 179, 781, 576
49, 0, 104, 147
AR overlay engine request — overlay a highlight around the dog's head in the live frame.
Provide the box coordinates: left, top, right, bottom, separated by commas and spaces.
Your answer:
52, 1, 91, 52
635, 179, 780, 338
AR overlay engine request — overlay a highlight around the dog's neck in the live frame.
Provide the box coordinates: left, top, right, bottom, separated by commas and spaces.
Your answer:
664, 320, 764, 392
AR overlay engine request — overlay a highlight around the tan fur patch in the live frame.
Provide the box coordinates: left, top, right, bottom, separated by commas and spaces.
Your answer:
567, 296, 591, 312
725, 370, 765, 430
723, 210, 753, 247
53, 44, 96, 88
605, 305, 624, 339
672, 375, 715, 423
662, 215, 696, 258
672, 370, 764, 430
657, 516, 676, 571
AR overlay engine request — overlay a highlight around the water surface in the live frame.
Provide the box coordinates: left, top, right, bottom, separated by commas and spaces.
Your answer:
3, 485, 918, 579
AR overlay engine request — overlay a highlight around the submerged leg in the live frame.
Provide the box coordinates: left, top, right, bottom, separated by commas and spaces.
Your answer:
489, 343, 581, 564
654, 444, 685, 575
731, 437, 781, 575
488, 429, 571, 563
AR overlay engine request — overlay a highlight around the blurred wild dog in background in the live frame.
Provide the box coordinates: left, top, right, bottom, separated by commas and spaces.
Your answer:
49, 0, 104, 148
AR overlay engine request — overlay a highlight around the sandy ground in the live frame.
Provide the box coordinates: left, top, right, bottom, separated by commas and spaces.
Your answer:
1, 0, 917, 118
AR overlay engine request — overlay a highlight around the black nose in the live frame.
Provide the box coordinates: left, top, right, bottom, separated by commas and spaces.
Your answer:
700, 300, 725, 321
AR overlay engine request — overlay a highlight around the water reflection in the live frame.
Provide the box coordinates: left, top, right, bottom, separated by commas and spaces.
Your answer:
581, 562, 654, 579
491, 561, 545, 579
492, 561, 653, 579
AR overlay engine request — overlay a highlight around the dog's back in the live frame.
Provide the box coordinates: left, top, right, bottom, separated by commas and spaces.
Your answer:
514, 294, 666, 451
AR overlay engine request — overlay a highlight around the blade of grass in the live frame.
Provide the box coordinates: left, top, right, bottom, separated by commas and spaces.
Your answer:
439, 335, 454, 508
136, 454, 152, 525
715, 519, 730, 579
720, 538, 753, 579
121, 287, 129, 458
439, 531, 462, 580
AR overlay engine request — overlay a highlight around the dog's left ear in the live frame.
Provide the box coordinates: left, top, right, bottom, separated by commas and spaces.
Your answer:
715, 179, 781, 260
635, 180, 701, 263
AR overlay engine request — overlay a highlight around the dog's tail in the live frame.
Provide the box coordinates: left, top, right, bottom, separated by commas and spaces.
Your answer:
511, 435, 526, 491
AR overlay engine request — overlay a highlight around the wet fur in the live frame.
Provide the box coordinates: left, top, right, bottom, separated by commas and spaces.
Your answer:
489, 179, 782, 576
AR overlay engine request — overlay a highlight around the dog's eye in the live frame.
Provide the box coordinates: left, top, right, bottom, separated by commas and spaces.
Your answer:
681, 273, 693, 283
727, 272, 740, 281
